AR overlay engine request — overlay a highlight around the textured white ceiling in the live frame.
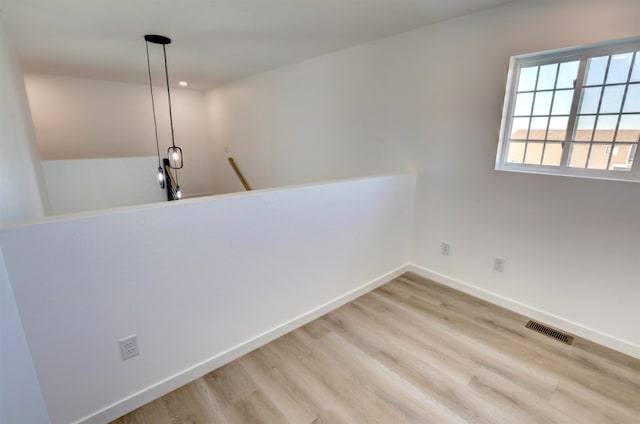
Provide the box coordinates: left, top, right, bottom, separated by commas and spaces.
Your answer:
1, 0, 514, 89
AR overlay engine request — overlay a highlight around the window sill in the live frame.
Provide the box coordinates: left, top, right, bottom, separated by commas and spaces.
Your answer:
495, 163, 640, 184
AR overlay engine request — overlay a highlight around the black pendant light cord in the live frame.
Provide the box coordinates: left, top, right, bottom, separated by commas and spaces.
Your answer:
162, 44, 179, 189
145, 41, 162, 169
162, 44, 177, 150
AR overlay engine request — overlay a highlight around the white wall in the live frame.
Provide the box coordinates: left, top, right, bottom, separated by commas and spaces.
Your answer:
0, 14, 51, 424
408, 0, 640, 356
0, 249, 50, 424
0, 19, 49, 222
42, 157, 167, 215
0, 174, 415, 424
25, 74, 213, 198
206, 93, 247, 194
206, 0, 640, 356
206, 43, 416, 191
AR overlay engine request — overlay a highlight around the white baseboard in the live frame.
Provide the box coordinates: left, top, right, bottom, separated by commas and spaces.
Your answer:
77, 263, 639, 423
406, 264, 640, 360
75, 264, 409, 424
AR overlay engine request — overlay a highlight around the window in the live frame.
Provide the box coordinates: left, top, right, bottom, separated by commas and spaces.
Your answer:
496, 37, 640, 182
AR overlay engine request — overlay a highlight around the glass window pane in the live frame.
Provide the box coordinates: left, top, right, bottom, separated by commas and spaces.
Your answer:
504, 48, 640, 175
579, 87, 602, 114
556, 61, 579, 89
593, 115, 618, 141
530, 117, 548, 139
585, 56, 609, 86
551, 89, 574, 115
631, 53, 640, 82
569, 143, 589, 168
537, 64, 558, 90
507, 142, 526, 163
617, 114, 640, 142
524, 142, 544, 165
607, 53, 633, 84
533, 91, 553, 115
575, 115, 596, 141
623, 83, 640, 112
518, 66, 538, 92
510, 117, 530, 139
600, 85, 625, 113
542, 142, 563, 166
514, 92, 534, 116
547, 117, 569, 141
587, 144, 610, 169
609, 144, 634, 171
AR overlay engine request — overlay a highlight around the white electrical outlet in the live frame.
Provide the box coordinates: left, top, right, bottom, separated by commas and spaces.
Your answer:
494, 257, 505, 272
441, 242, 451, 256
119, 334, 139, 360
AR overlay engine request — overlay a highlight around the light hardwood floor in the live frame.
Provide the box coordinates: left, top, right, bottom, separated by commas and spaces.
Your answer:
111, 273, 640, 423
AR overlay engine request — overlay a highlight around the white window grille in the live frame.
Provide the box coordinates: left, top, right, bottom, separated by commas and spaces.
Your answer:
496, 37, 640, 182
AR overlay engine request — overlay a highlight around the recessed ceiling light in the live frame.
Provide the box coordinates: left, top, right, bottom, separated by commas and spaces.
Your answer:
179, 81, 188, 87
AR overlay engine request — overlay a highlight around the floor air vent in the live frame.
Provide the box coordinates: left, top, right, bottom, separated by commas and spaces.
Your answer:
525, 320, 574, 345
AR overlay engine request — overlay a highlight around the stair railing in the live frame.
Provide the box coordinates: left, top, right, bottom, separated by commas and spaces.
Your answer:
227, 157, 251, 191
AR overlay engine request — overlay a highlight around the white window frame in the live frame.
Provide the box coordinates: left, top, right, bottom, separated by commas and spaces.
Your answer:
496, 36, 640, 183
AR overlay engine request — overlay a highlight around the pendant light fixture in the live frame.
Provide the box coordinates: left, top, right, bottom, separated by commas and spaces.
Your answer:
144, 34, 183, 199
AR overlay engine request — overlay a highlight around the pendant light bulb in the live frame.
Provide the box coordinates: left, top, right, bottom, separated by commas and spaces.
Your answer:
167, 146, 183, 169
176, 185, 182, 199
157, 166, 165, 189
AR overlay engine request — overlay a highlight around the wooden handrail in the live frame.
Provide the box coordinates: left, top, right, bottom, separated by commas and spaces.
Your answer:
228, 157, 251, 191
164, 163, 178, 188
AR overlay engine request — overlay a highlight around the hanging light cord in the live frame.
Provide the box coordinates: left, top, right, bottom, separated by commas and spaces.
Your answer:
162, 43, 179, 191
145, 41, 162, 169
162, 44, 177, 149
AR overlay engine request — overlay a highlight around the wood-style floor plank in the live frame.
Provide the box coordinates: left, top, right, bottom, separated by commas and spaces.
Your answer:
111, 273, 640, 424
